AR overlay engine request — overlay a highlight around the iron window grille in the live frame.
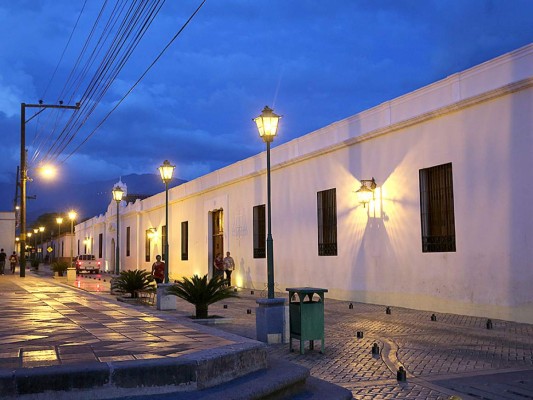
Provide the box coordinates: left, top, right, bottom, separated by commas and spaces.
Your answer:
253, 205, 266, 258
419, 163, 456, 253
317, 188, 338, 256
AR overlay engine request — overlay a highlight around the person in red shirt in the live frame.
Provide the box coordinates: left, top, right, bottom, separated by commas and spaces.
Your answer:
151, 255, 165, 284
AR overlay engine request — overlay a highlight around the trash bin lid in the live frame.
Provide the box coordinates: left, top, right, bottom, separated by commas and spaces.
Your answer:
286, 287, 328, 294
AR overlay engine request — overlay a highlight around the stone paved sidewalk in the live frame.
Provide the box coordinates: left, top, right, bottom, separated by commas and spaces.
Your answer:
3, 268, 533, 399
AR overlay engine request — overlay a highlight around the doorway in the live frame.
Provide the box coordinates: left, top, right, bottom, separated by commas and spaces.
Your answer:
211, 209, 223, 277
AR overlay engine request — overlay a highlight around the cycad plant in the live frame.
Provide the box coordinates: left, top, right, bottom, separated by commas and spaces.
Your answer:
51, 261, 69, 276
166, 274, 238, 319
111, 270, 155, 298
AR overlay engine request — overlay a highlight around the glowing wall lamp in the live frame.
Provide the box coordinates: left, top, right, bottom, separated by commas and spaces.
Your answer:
147, 228, 158, 240
356, 178, 377, 208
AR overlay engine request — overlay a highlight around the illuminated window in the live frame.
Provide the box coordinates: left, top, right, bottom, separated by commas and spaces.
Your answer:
317, 188, 337, 256
419, 163, 456, 252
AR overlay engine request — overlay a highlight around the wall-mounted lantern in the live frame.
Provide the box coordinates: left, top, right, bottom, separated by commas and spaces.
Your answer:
356, 178, 377, 208
147, 228, 157, 240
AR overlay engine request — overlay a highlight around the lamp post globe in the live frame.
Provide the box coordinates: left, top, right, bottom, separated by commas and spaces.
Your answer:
254, 106, 281, 299
159, 160, 175, 284
112, 186, 124, 275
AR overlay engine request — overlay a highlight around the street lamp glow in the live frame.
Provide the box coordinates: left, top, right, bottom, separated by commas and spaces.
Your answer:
112, 186, 124, 202
159, 160, 175, 184
254, 106, 281, 143
40, 164, 57, 179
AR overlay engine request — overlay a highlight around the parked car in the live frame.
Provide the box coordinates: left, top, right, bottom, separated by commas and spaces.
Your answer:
74, 254, 101, 274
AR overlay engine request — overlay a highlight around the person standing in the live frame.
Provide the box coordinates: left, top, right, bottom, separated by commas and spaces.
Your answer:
213, 253, 224, 279
0, 249, 6, 275
9, 251, 18, 274
223, 251, 235, 287
151, 255, 165, 284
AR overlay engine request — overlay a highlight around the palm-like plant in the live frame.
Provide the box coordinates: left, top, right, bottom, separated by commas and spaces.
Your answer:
111, 270, 155, 298
166, 274, 238, 319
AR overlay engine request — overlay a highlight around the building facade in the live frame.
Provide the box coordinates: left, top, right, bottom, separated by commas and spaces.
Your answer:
75, 44, 533, 323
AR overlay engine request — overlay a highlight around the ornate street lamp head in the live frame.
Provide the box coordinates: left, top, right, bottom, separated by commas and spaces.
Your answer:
159, 160, 176, 184
254, 106, 281, 143
112, 185, 124, 202
68, 210, 77, 221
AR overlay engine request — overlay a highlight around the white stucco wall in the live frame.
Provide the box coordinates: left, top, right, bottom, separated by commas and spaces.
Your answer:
75, 44, 533, 323
0, 212, 16, 256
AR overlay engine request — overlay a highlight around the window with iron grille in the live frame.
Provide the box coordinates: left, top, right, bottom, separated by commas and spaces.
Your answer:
126, 227, 130, 257
99, 233, 103, 258
419, 163, 456, 252
181, 221, 188, 260
253, 205, 266, 258
317, 188, 337, 256
145, 229, 151, 262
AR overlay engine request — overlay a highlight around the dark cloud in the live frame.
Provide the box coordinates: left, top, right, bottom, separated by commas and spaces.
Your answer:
0, 0, 532, 192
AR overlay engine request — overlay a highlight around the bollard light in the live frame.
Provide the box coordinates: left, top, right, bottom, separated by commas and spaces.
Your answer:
397, 366, 407, 382
247, 309, 252, 314
356, 331, 364, 339
223, 304, 228, 309
486, 319, 493, 329
386, 306, 391, 314
349, 303, 353, 309
431, 313, 437, 321
371, 343, 380, 355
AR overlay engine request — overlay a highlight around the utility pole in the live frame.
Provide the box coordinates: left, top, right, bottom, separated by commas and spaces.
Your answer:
19, 102, 80, 277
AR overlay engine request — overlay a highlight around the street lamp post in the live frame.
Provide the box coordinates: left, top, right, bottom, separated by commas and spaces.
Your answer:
56, 217, 63, 260
68, 211, 77, 266
112, 186, 124, 275
159, 160, 175, 284
39, 226, 45, 262
26, 232, 32, 258
254, 106, 281, 299
33, 228, 38, 255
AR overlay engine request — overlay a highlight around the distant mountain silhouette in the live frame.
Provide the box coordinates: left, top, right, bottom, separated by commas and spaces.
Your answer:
0, 174, 186, 225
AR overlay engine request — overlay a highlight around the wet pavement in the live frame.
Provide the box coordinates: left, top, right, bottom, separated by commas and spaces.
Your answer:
1, 265, 533, 399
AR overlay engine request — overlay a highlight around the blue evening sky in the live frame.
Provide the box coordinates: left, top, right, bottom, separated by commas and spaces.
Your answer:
1, 0, 532, 185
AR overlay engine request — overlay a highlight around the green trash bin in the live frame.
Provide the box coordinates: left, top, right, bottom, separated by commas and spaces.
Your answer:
286, 287, 328, 354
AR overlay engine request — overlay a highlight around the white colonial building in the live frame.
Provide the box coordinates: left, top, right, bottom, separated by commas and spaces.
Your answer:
75, 44, 533, 324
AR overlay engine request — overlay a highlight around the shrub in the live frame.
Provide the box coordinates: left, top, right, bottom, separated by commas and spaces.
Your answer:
111, 270, 155, 298
166, 274, 238, 319
51, 261, 69, 276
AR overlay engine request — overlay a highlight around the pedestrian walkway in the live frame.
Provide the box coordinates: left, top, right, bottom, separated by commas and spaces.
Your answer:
0, 270, 269, 399
2, 268, 533, 399
74, 273, 533, 399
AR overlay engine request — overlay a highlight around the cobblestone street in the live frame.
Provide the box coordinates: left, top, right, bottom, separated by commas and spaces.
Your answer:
205, 287, 533, 399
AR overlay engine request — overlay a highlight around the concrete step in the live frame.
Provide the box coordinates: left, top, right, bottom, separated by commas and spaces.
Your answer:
110, 357, 352, 400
